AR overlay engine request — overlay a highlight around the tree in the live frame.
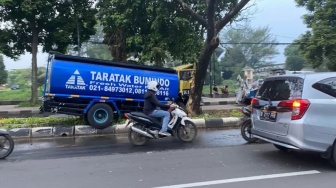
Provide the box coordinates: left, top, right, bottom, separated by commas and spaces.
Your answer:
0, 54, 8, 85
79, 24, 113, 60
284, 44, 306, 71
171, 0, 252, 115
7, 69, 31, 88
295, 0, 336, 71
0, 0, 97, 104
96, 0, 203, 65
220, 47, 246, 79
37, 67, 47, 89
220, 24, 278, 68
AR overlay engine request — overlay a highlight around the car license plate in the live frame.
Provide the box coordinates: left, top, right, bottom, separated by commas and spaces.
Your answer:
260, 111, 277, 122
182, 89, 190, 95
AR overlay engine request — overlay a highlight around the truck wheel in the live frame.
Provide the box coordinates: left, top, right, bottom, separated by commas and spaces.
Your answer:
87, 103, 113, 129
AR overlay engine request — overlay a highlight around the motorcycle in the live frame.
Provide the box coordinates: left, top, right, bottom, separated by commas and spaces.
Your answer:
239, 107, 258, 143
0, 130, 14, 159
124, 98, 198, 146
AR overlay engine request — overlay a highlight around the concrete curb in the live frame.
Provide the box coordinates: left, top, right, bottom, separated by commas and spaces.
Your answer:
202, 94, 235, 98
0, 100, 25, 105
0, 110, 52, 118
201, 100, 236, 106
1, 117, 242, 139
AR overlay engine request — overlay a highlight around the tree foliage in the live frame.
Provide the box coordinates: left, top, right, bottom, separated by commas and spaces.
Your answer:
7, 67, 46, 89
0, 0, 97, 103
72, 23, 113, 60
96, 0, 204, 65
221, 24, 278, 68
219, 24, 278, 79
204, 56, 223, 86
295, 0, 336, 71
0, 54, 8, 85
284, 44, 306, 71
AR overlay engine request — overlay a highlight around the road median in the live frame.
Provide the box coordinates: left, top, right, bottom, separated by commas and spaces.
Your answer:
0, 117, 242, 139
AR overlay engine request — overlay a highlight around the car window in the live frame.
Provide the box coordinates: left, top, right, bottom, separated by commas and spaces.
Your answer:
256, 77, 304, 101
312, 77, 336, 98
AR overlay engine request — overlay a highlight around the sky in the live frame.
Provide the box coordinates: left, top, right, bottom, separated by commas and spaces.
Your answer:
3, 0, 309, 70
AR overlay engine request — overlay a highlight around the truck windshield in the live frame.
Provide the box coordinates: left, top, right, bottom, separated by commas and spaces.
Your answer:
180, 70, 193, 81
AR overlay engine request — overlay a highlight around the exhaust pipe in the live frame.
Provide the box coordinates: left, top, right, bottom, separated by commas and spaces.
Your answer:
131, 126, 154, 138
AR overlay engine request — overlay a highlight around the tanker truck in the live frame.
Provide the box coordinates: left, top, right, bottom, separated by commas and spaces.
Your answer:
40, 52, 180, 129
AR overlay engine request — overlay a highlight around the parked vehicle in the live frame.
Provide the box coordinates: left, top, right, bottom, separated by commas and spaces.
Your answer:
124, 99, 197, 146
0, 130, 14, 159
10, 85, 20, 90
173, 64, 195, 103
239, 107, 258, 143
250, 72, 336, 166
40, 52, 186, 129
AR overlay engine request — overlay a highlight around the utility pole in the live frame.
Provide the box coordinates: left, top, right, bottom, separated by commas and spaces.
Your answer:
209, 58, 212, 98
213, 54, 216, 85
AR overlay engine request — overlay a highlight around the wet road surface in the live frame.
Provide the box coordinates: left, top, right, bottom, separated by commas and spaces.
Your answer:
7, 128, 247, 161
1, 128, 336, 188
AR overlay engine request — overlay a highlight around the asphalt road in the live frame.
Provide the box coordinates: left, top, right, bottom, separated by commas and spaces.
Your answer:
0, 129, 335, 188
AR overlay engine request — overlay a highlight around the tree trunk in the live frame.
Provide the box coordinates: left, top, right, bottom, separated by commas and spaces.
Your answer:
108, 29, 127, 62
31, 26, 39, 104
186, 37, 219, 116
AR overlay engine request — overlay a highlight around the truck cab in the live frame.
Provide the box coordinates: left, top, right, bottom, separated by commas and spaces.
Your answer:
173, 64, 195, 104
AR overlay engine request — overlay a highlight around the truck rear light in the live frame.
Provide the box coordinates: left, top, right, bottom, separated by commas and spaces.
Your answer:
251, 98, 259, 112
278, 99, 310, 120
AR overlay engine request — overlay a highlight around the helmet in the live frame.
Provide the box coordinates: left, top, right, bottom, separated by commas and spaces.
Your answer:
147, 81, 161, 92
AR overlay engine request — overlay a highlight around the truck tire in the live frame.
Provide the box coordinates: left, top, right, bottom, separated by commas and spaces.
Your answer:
87, 103, 113, 129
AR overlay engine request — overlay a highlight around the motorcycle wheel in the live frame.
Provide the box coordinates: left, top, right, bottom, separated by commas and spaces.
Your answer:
177, 120, 197, 142
241, 120, 258, 143
128, 123, 149, 146
0, 134, 15, 159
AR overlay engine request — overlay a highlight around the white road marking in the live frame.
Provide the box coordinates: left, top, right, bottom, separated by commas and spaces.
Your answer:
153, 170, 321, 188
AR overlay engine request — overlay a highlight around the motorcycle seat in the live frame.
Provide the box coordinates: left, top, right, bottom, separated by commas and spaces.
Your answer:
129, 112, 162, 125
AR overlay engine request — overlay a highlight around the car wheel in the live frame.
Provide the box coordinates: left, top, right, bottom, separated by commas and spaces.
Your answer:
329, 141, 336, 168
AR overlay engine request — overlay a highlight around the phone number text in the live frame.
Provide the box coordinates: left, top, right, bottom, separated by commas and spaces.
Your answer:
89, 85, 169, 96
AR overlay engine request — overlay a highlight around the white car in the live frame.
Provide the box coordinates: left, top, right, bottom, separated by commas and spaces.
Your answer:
251, 72, 336, 167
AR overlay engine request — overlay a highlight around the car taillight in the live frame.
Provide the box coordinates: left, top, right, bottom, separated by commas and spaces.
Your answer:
251, 98, 259, 113
278, 99, 310, 120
